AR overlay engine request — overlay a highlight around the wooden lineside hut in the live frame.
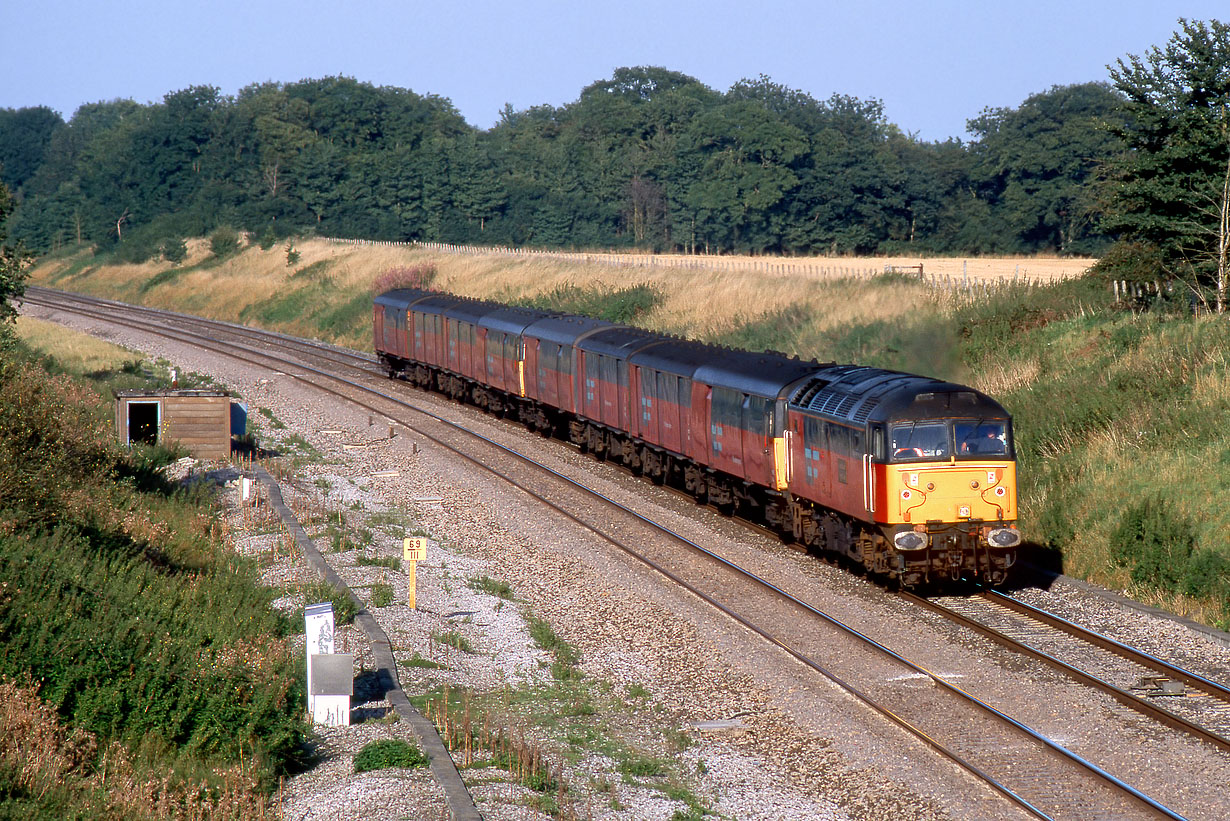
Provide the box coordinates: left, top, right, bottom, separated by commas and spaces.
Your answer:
114, 390, 235, 459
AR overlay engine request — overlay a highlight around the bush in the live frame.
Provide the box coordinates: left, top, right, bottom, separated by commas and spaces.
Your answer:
354, 738, 429, 772
298, 579, 357, 625
518, 282, 662, 323
160, 238, 187, 265
372, 263, 437, 294
209, 226, 241, 258
1110, 497, 1197, 589
285, 242, 300, 266
257, 225, 278, 250
370, 583, 394, 607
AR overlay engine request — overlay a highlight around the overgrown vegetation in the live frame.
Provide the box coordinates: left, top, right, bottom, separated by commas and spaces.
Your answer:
353, 738, 428, 772
515, 282, 664, 323
0, 343, 308, 817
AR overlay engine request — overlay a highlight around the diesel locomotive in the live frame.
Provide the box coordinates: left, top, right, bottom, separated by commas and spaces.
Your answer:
374, 288, 1020, 587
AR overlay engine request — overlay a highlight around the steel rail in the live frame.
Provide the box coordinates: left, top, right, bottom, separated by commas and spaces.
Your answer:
981, 588, 1230, 701
901, 590, 1230, 755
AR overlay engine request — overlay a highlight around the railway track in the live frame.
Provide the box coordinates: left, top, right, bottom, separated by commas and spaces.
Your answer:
23, 286, 1220, 819
906, 588, 1230, 753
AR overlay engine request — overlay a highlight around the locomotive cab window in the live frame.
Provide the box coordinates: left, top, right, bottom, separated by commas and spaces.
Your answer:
891, 421, 949, 461
956, 420, 1011, 457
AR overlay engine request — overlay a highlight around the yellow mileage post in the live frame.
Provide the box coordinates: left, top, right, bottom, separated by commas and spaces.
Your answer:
403, 537, 428, 608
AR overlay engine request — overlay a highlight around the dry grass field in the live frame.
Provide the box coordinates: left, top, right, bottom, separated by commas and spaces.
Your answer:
28, 237, 1093, 367
16, 315, 140, 373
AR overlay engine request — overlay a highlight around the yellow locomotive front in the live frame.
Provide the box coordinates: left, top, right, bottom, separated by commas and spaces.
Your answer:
882, 417, 1020, 586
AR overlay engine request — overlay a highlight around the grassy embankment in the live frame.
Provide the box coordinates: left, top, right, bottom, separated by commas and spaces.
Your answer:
0, 317, 308, 818
27, 239, 1230, 628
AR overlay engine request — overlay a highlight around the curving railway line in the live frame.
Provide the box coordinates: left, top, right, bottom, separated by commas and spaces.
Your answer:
22, 286, 1230, 820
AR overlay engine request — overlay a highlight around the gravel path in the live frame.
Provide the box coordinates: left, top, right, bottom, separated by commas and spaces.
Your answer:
24, 301, 1230, 820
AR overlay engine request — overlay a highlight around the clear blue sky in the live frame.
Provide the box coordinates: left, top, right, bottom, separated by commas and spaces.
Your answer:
1, 1, 1223, 141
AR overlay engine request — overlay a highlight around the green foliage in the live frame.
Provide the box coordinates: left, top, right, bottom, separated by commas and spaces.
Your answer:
401, 652, 446, 670
160, 237, 188, 265
1110, 497, 1196, 588
0, 356, 308, 788
353, 738, 429, 772
257, 225, 278, 250
1103, 19, 1230, 280
518, 283, 663, 324
526, 614, 582, 680
208, 226, 241, 258
5, 68, 1132, 256
298, 579, 356, 625
469, 575, 514, 600
356, 553, 401, 571
432, 630, 474, 653
0, 182, 31, 349
369, 583, 394, 607
965, 82, 1123, 255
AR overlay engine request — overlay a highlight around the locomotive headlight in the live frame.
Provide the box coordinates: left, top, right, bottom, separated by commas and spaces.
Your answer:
994, 486, 1006, 498
988, 527, 1022, 548
893, 531, 928, 550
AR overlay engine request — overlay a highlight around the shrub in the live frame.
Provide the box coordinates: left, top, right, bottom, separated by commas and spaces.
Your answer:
372, 263, 437, 294
209, 226, 241, 258
257, 225, 278, 250
469, 575, 514, 600
525, 614, 581, 680
353, 738, 429, 772
370, 583, 394, 607
1110, 497, 1196, 590
297, 579, 357, 625
1089, 240, 1166, 285
432, 630, 474, 654
285, 242, 300, 266
160, 238, 187, 265
518, 282, 662, 323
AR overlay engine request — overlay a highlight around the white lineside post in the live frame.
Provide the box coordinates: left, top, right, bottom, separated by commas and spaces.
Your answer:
304, 602, 335, 713
309, 653, 354, 727
404, 537, 428, 608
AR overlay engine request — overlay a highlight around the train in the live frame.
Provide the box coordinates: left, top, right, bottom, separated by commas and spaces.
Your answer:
374, 288, 1020, 587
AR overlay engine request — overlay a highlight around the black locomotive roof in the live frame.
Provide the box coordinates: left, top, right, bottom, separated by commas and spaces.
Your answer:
374, 288, 436, 311
479, 305, 558, 336
577, 326, 666, 359
523, 314, 614, 346
790, 365, 1010, 424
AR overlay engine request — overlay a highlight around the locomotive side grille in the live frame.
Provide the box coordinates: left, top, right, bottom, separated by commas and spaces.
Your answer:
852, 397, 880, 423
818, 391, 847, 415
835, 394, 859, 417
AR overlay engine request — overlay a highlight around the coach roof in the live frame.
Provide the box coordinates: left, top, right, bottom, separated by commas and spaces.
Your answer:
695, 349, 823, 398
478, 305, 558, 337
523, 314, 614, 347
374, 288, 435, 311
577, 326, 666, 359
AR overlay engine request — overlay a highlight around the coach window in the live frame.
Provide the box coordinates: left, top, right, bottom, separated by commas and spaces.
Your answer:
743, 395, 769, 440
659, 371, 677, 408
602, 356, 617, 390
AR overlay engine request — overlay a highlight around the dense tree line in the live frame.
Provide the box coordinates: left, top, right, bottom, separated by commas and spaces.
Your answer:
0, 19, 1224, 267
